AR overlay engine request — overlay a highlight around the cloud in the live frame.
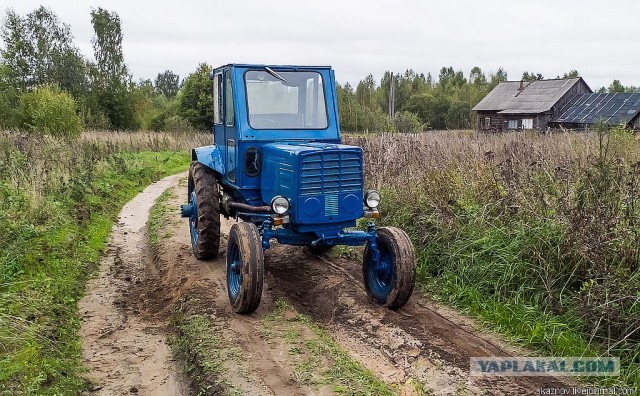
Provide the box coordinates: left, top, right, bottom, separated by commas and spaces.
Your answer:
2, 0, 639, 89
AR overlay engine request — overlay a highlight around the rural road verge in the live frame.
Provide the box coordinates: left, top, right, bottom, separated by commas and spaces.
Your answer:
79, 173, 569, 395
78, 173, 188, 396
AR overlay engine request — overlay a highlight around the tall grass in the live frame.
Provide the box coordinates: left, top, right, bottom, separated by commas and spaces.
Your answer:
346, 130, 640, 387
0, 131, 205, 394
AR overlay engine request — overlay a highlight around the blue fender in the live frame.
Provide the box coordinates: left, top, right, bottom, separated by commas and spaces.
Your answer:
192, 145, 225, 175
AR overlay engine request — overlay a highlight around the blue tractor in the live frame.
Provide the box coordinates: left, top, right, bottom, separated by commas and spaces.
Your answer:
181, 64, 416, 314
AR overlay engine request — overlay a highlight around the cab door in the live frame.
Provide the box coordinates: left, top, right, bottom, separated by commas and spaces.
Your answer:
223, 68, 237, 184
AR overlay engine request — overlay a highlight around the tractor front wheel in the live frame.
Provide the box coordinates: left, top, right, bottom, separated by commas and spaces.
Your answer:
362, 227, 416, 309
188, 161, 221, 259
226, 222, 264, 314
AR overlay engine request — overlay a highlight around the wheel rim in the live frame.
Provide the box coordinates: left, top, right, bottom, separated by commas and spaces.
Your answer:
188, 190, 199, 252
227, 242, 242, 302
365, 242, 394, 301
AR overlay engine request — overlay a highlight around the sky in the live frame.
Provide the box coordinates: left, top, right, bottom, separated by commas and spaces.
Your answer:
2, 0, 639, 90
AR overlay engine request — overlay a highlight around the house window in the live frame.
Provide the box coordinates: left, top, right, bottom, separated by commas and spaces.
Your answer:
507, 119, 518, 129
522, 119, 533, 129
484, 117, 491, 128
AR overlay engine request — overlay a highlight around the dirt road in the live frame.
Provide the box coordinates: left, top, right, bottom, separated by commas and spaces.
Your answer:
79, 173, 188, 395
80, 174, 567, 395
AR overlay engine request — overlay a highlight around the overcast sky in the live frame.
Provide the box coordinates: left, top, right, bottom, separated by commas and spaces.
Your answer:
2, 0, 639, 90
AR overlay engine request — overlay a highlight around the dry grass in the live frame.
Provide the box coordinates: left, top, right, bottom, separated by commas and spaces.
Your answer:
346, 129, 640, 387
345, 131, 621, 188
1, 130, 209, 206
80, 130, 211, 151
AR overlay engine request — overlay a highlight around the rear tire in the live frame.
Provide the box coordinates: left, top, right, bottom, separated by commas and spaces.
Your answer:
188, 161, 221, 260
363, 227, 416, 309
226, 222, 264, 314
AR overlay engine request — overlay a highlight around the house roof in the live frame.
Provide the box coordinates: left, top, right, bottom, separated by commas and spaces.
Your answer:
551, 93, 640, 125
471, 81, 522, 111
472, 78, 589, 114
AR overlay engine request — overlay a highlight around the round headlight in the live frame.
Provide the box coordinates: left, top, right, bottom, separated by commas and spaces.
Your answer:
271, 195, 290, 215
365, 190, 381, 208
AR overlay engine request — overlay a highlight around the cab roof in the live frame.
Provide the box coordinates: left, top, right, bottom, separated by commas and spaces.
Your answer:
213, 64, 332, 73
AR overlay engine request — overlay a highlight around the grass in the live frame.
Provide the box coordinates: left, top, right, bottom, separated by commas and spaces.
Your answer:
262, 299, 394, 395
346, 129, 640, 389
0, 131, 200, 394
169, 311, 228, 396
148, 187, 177, 246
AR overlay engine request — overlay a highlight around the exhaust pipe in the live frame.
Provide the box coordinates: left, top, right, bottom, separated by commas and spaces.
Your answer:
229, 202, 272, 213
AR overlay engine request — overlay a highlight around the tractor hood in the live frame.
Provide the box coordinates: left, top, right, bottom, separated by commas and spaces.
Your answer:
260, 142, 364, 230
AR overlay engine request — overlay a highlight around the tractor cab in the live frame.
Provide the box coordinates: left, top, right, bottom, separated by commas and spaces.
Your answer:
202, 65, 341, 193
183, 64, 416, 314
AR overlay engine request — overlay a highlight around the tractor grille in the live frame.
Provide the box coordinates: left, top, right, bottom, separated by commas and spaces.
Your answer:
325, 194, 339, 217
300, 150, 363, 197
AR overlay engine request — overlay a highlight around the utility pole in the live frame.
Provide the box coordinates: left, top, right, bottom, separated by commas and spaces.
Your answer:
388, 72, 395, 120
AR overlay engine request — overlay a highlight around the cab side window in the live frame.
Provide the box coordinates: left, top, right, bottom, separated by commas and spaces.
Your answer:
213, 74, 222, 124
225, 72, 234, 127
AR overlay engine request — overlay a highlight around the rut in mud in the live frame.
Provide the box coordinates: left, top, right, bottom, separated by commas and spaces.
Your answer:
80, 174, 570, 395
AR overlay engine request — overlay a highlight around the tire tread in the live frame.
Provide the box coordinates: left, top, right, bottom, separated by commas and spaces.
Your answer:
227, 222, 264, 314
363, 226, 416, 309
190, 161, 221, 259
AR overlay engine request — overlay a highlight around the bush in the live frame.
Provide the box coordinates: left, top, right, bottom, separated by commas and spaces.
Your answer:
0, 88, 19, 129
163, 115, 196, 134
97, 79, 139, 131
19, 86, 82, 137
393, 111, 425, 132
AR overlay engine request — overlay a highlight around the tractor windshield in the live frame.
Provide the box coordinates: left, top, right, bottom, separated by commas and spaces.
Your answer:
244, 70, 328, 130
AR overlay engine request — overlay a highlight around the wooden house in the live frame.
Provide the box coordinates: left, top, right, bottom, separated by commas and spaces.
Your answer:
472, 78, 592, 132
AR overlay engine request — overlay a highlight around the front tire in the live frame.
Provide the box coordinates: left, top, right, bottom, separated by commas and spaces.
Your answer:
363, 227, 416, 309
226, 222, 264, 314
188, 161, 221, 260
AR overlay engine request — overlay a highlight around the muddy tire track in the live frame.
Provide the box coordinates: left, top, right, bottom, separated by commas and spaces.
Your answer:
265, 248, 571, 395
133, 182, 313, 396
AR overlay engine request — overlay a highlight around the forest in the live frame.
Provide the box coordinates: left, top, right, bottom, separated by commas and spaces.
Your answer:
2, 6, 639, 136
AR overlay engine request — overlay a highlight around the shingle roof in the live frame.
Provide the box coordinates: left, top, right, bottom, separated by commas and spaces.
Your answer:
473, 78, 588, 114
551, 93, 640, 125
471, 81, 522, 111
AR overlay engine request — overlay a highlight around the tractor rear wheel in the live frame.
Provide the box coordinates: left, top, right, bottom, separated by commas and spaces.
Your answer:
188, 161, 221, 260
362, 227, 416, 309
226, 222, 264, 314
